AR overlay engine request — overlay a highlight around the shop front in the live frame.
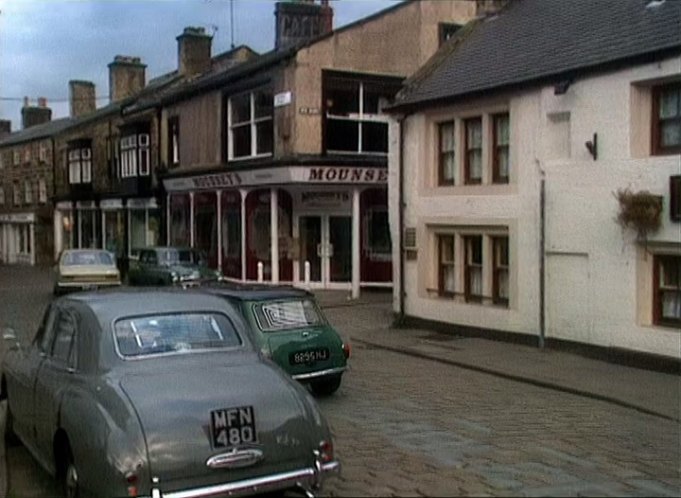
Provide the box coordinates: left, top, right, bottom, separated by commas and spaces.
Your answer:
163, 165, 392, 297
0, 213, 36, 265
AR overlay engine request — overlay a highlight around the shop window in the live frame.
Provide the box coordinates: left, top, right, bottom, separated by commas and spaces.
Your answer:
364, 209, 391, 260
61, 211, 74, 251
170, 194, 191, 247
195, 192, 218, 268
493, 236, 509, 307
228, 88, 273, 160
103, 211, 125, 257
38, 178, 47, 204
68, 143, 92, 184
464, 118, 482, 184
653, 83, 681, 155
439, 121, 456, 186
438, 234, 456, 297
493, 113, 510, 184
670, 176, 681, 222
24, 180, 32, 205
654, 255, 681, 327
221, 192, 242, 279
121, 132, 150, 178
79, 210, 98, 249
324, 73, 400, 155
168, 116, 180, 167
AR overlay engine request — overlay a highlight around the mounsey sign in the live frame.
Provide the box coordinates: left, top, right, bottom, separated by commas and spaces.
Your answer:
307, 167, 388, 184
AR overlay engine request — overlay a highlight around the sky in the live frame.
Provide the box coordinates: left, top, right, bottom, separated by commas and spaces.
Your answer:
0, 0, 398, 129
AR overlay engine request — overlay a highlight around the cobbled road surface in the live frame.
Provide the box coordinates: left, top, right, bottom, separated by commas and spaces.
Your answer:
0, 267, 679, 497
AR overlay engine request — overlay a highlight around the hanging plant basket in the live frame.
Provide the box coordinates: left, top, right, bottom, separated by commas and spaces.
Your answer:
614, 188, 663, 243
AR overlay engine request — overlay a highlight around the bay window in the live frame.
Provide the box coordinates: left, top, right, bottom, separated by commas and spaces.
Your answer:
228, 88, 273, 160
120, 131, 150, 178
68, 142, 92, 185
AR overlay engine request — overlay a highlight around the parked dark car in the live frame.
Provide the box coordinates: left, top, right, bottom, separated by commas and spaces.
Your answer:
1, 290, 339, 497
201, 284, 350, 396
128, 247, 222, 287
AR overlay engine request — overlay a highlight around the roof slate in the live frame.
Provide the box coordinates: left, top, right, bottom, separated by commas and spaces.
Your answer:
0, 117, 73, 147
394, 0, 681, 109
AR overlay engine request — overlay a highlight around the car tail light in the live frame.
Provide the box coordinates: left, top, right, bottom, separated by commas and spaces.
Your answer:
126, 473, 138, 497
319, 440, 334, 463
342, 342, 351, 359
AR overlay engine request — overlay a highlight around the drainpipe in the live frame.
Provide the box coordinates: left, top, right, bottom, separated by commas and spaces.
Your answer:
539, 171, 546, 349
397, 114, 406, 323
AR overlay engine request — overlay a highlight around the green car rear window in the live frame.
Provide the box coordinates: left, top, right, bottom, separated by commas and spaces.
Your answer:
253, 300, 323, 332
114, 313, 241, 358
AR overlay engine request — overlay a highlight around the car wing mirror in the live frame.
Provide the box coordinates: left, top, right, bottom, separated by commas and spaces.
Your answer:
2, 328, 20, 352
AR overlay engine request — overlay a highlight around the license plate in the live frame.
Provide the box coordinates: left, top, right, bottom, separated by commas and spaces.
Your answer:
289, 348, 330, 366
210, 406, 257, 449
82, 284, 97, 290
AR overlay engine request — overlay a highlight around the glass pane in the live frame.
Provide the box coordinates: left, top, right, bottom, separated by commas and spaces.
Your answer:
661, 121, 681, 148
497, 148, 509, 179
222, 195, 242, 279
362, 83, 389, 114
662, 291, 681, 319
361, 122, 388, 153
250, 206, 271, 278
470, 267, 483, 296
498, 269, 509, 299
442, 152, 456, 182
254, 89, 272, 119
130, 210, 146, 252
443, 265, 456, 294
148, 210, 160, 247
440, 236, 454, 263
256, 120, 273, 155
368, 210, 391, 254
52, 317, 75, 363
469, 150, 482, 181
254, 300, 323, 332
231, 94, 251, 125
661, 259, 680, 287
468, 236, 482, 264
496, 114, 509, 145
170, 194, 190, 247
467, 119, 482, 148
62, 212, 74, 250
195, 193, 217, 268
327, 119, 359, 152
440, 122, 455, 152
232, 125, 252, 158
81, 211, 95, 248
299, 216, 322, 282
660, 89, 680, 119
329, 216, 352, 282
326, 81, 359, 116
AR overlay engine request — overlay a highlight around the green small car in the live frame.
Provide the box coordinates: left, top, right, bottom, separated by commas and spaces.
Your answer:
203, 284, 350, 396
128, 246, 223, 287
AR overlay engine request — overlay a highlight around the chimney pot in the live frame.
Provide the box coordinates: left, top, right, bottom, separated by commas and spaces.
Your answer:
0, 120, 11, 139
38, 97, 47, 108
108, 55, 146, 102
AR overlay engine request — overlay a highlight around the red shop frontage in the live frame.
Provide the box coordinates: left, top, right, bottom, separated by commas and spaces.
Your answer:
163, 165, 392, 297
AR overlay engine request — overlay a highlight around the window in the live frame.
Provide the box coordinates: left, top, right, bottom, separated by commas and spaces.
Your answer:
228, 88, 273, 160
325, 75, 397, 155
23, 146, 31, 164
493, 113, 510, 183
13, 183, 20, 206
439, 121, 456, 185
464, 235, 483, 302
0, 153, 4, 169
365, 209, 391, 259
39, 142, 48, 162
439, 23, 461, 46
654, 255, 681, 327
52, 311, 77, 367
38, 178, 47, 204
13, 150, 20, 166
107, 136, 120, 180
438, 235, 456, 297
254, 300, 323, 332
465, 118, 482, 184
24, 180, 32, 204
68, 145, 92, 184
37, 305, 59, 355
493, 236, 509, 307
0, 186, 4, 205
169, 116, 180, 166
653, 84, 681, 155
670, 176, 681, 222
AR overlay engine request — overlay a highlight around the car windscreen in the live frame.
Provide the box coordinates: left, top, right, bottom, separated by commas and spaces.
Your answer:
253, 299, 324, 332
114, 313, 242, 358
62, 251, 114, 266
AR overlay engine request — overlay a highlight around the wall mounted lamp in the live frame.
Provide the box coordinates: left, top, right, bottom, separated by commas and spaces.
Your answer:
585, 133, 598, 160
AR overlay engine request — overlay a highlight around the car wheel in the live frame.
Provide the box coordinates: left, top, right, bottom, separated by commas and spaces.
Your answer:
53, 284, 61, 297
63, 448, 80, 498
3, 398, 19, 446
310, 375, 342, 397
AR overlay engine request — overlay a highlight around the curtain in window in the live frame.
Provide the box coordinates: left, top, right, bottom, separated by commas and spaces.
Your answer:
662, 292, 681, 320
660, 88, 681, 148
467, 119, 482, 181
440, 122, 456, 183
470, 267, 483, 296
495, 115, 510, 179
498, 269, 509, 300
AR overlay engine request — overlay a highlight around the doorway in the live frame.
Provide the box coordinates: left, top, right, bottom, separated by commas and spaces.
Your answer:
298, 214, 352, 288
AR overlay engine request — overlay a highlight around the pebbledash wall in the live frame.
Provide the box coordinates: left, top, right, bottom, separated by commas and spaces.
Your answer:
389, 55, 681, 359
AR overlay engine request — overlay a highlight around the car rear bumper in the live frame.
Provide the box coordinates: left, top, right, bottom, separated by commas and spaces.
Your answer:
56, 280, 121, 290
292, 366, 347, 381
147, 460, 340, 498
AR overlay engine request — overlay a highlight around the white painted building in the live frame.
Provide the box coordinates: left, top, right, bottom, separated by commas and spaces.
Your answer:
388, 0, 681, 359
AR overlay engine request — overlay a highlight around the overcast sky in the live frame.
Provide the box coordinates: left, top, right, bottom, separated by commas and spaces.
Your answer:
0, 0, 398, 129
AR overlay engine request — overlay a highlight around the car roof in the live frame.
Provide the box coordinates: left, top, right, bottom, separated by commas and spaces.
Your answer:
138, 246, 195, 252
62, 249, 111, 254
199, 282, 314, 301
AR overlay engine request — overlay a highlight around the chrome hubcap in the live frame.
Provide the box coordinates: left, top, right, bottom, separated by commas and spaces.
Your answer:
66, 463, 78, 498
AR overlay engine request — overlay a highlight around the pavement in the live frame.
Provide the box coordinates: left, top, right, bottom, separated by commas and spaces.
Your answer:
315, 288, 680, 423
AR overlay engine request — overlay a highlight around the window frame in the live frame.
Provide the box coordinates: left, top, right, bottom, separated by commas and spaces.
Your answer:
227, 88, 273, 161
492, 113, 510, 184
437, 234, 456, 298
38, 178, 47, 204
438, 120, 456, 186
492, 236, 509, 307
13, 182, 20, 206
24, 180, 32, 205
67, 144, 92, 185
464, 117, 483, 185
168, 116, 180, 167
464, 235, 483, 303
670, 175, 681, 222
653, 255, 681, 328
13, 150, 20, 166
652, 83, 681, 156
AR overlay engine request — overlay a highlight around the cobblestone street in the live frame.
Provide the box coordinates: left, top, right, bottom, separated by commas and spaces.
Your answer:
1, 266, 679, 497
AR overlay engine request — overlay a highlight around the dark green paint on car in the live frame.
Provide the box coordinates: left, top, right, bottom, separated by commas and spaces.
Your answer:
128, 247, 222, 287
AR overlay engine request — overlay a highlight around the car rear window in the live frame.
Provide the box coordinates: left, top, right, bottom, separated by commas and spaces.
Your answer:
253, 300, 324, 332
114, 313, 241, 358
62, 251, 114, 266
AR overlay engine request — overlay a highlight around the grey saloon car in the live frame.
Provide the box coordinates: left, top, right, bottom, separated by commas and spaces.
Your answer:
1, 290, 339, 497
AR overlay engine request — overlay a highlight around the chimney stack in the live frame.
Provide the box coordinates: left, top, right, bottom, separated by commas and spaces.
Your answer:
108, 55, 146, 103
0, 120, 11, 139
275, 0, 333, 50
21, 96, 52, 129
69, 80, 96, 118
177, 27, 213, 76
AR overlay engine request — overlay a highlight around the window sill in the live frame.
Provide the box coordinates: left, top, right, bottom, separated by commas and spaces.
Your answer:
228, 153, 273, 163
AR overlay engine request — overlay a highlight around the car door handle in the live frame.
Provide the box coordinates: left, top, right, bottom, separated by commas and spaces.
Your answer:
302, 332, 310, 338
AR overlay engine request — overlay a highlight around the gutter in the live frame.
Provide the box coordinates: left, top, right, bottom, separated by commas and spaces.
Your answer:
396, 113, 411, 324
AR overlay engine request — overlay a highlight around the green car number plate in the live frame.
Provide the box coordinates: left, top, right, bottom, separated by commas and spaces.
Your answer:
289, 348, 330, 366
211, 406, 257, 448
